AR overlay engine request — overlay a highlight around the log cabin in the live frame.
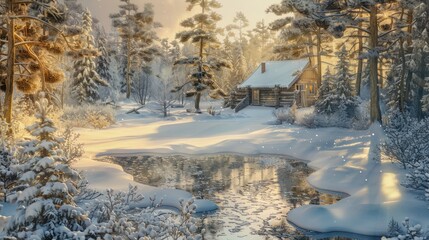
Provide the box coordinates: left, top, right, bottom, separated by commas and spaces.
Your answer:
228, 59, 318, 112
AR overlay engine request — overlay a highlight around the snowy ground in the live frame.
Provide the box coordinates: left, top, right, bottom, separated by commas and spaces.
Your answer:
54, 100, 429, 236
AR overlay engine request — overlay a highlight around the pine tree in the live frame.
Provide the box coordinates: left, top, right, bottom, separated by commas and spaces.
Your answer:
70, 9, 108, 104
386, 67, 402, 115
413, 2, 429, 116
96, 31, 113, 85
0, 119, 17, 202
267, 0, 334, 87
6, 93, 88, 239
326, 1, 420, 122
225, 12, 250, 87
331, 46, 357, 116
110, 0, 160, 99
64, 0, 84, 26
0, 0, 73, 129
315, 68, 335, 115
174, 0, 230, 113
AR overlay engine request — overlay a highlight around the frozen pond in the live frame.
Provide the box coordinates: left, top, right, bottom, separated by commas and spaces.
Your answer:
101, 154, 349, 239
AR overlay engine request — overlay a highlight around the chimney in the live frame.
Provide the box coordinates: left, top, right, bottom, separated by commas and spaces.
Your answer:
261, 62, 266, 74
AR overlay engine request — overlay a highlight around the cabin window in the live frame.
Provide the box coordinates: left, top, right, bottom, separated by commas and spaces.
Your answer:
296, 84, 304, 91
307, 84, 316, 95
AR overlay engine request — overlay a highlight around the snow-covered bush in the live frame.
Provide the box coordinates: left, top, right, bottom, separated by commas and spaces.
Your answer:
58, 127, 84, 164
404, 159, 429, 196
300, 112, 317, 128
352, 100, 371, 130
273, 104, 296, 124
207, 106, 221, 116
62, 104, 116, 129
384, 113, 429, 204
83, 186, 143, 239
6, 93, 89, 239
386, 218, 401, 238
382, 217, 426, 240
135, 198, 202, 240
383, 113, 429, 169
299, 111, 352, 129
84, 185, 203, 239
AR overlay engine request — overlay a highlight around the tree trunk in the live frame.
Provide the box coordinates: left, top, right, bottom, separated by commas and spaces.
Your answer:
126, 39, 131, 99
379, 59, 384, 89
399, 38, 406, 112
316, 28, 322, 89
369, 5, 382, 123
356, 13, 364, 97
195, 92, 201, 113
356, 35, 363, 96
194, 0, 204, 113
4, 12, 15, 132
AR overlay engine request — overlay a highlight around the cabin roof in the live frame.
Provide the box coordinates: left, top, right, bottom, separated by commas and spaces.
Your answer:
239, 59, 310, 89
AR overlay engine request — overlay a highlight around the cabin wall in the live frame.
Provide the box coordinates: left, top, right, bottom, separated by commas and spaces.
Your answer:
251, 88, 296, 107
291, 68, 318, 107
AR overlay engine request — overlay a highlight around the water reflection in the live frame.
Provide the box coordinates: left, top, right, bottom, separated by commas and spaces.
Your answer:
101, 154, 346, 240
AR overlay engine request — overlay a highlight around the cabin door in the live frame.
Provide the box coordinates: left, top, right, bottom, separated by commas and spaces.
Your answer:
252, 89, 260, 105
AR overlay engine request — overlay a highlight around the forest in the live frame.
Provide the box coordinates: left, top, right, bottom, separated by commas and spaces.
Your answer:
0, 0, 429, 239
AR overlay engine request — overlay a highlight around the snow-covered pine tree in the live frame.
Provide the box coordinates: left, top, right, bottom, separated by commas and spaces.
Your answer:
0, 119, 17, 202
386, 68, 402, 115
70, 9, 108, 104
64, 0, 84, 26
331, 46, 357, 117
225, 12, 249, 87
110, 0, 160, 99
315, 67, 335, 115
225, 41, 248, 88
174, 0, 230, 113
383, 2, 415, 114
267, 0, 333, 87
413, 2, 429, 116
6, 93, 88, 239
96, 31, 113, 86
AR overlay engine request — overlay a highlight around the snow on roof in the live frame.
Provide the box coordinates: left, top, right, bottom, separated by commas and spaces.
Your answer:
239, 58, 309, 89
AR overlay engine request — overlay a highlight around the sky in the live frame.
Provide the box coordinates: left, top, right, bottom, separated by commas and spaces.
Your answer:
77, 0, 279, 39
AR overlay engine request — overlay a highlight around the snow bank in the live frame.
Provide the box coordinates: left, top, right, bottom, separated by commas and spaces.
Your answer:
75, 103, 429, 235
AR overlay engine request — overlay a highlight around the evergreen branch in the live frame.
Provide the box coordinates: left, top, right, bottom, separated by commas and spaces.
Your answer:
346, 25, 370, 34
10, 15, 78, 51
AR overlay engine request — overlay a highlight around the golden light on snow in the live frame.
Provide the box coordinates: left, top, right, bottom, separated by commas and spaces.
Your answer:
381, 173, 401, 202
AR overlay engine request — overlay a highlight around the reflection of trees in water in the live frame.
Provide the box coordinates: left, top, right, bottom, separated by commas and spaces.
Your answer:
101, 155, 343, 239
105, 155, 338, 205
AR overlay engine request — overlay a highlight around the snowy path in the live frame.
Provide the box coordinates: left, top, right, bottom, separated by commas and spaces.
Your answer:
75, 105, 429, 236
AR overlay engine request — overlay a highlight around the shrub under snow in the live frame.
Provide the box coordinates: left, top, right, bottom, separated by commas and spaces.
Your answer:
273, 104, 297, 124
62, 104, 116, 129
382, 217, 427, 240
82, 185, 203, 240
383, 112, 429, 206
383, 113, 429, 169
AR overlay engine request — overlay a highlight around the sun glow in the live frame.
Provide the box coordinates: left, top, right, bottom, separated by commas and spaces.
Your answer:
381, 173, 401, 202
